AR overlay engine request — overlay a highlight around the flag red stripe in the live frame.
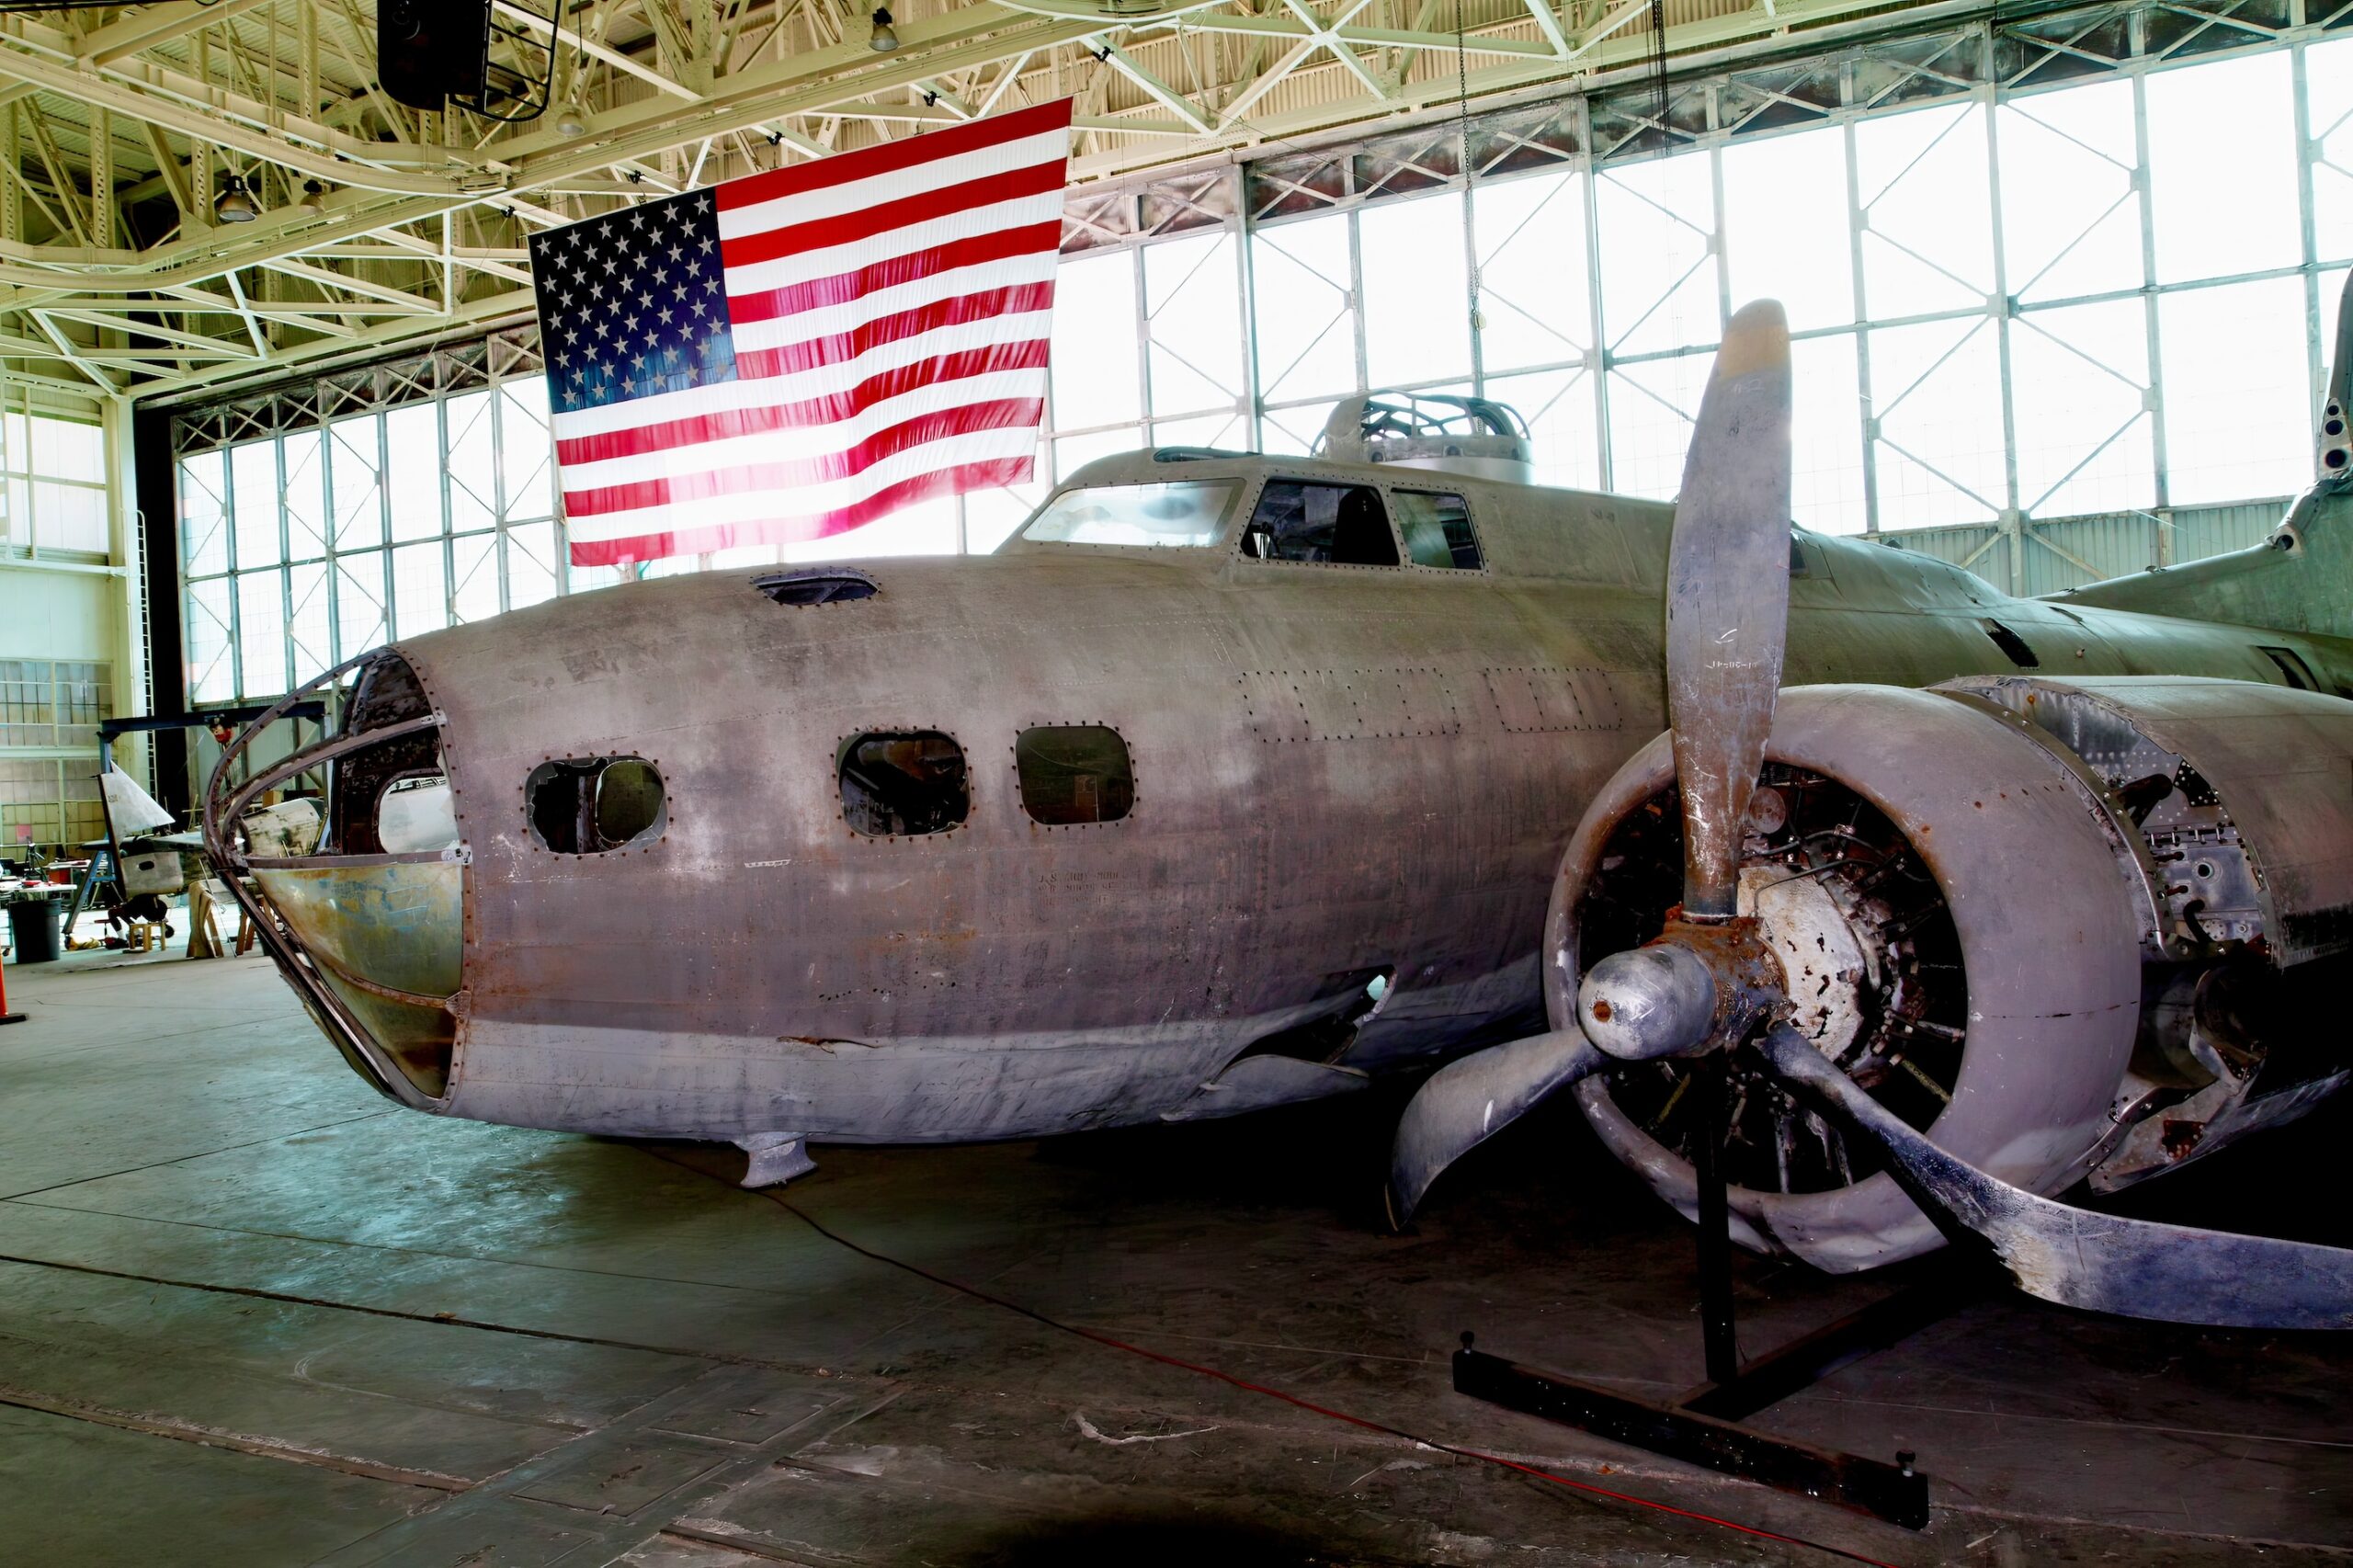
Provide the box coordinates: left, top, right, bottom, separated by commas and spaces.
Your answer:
725, 221, 1060, 326
720, 159, 1064, 270
562, 399, 1042, 517
554, 340, 1051, 467
714, 99, 1074, 214
732, 281, 1052, 381
567, 457, 1036, 566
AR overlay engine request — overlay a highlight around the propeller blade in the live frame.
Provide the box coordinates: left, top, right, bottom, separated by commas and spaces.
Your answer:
1753, 1027, 2353, 1330
1385, 1028, 1605, 1230
1665, 300, 1794, 918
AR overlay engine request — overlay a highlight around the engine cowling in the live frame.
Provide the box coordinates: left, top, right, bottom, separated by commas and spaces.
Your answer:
1548, 676, 2353, 1274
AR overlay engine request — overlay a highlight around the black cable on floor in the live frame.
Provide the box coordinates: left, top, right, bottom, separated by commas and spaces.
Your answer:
646, 1149, 1902, 1568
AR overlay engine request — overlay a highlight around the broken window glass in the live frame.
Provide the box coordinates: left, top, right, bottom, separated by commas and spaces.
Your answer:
1015, 725, 1135, 824
1392, 489, 1483, 570
527, 756, 665, 853
1019, 480, 1237, 548
1240, 481, 1399, 566
839, 732, 969, 837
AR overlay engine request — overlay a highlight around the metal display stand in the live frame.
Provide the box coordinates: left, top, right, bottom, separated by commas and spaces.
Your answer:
1453, 1058, 1979, 1531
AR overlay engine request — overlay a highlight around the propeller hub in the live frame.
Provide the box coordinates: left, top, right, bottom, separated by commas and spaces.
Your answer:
1579, 919, 1781, 1062
1579, 943, 1718, 1061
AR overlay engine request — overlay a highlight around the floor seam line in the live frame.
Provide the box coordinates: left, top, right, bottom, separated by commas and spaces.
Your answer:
0, 1108, 397, 1204
0, 1197, 889, 1299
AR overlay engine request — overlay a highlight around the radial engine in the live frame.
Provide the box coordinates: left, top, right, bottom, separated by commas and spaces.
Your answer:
1552, 674, 2353, 1273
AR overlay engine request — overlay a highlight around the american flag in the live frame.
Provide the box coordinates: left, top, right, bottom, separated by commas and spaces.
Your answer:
529, 99, 1074, 567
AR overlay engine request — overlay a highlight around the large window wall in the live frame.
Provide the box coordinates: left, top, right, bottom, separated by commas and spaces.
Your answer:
1041, 12, 2350, 540
176, 337, 565, 707
0, 392, 107, 557
173, 0, 2351, 702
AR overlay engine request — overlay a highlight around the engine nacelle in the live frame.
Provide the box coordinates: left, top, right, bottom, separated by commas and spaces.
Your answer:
1548, 676, 2353, 1274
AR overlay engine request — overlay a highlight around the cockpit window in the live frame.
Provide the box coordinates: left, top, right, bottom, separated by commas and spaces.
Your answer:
839, 732, 969, 836
1020, 480, 1238, 548
1240, 482, 1399, 566
1392, 490, 1482, 570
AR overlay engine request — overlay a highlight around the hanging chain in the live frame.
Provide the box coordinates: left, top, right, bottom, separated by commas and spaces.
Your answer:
1454, 0, 1484, 342
1649, 0, 1670, 139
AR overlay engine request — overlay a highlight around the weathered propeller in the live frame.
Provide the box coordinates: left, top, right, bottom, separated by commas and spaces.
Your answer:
1385, 298, 2353, 1331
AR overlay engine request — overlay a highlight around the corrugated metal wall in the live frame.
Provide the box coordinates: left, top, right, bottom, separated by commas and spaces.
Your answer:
1873, 498, 2291, 597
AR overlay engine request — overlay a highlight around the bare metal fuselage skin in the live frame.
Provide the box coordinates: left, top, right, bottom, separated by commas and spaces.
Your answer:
284, 450, 2352, 1143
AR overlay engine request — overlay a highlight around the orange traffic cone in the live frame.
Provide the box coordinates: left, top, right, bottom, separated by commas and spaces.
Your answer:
1, 922, 22, 1026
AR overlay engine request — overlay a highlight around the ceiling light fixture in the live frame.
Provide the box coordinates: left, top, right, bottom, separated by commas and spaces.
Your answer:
557, 111, 587, 137
298, 178, 327, 215
869, 6, 900, 51
213, 172, 259, 224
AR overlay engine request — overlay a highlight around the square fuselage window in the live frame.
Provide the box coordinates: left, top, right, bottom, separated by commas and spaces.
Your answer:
840, 732, 970, 836
1015, 725, 1135, 824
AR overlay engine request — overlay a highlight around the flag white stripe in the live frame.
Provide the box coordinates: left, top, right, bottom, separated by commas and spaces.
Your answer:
558, 367, 1049, 491
725, 251, 1056, 355
551, 308, 1054, 441
563, 425, 1041, 543
715, 129, 1070, 240
720, 190, 1063, 300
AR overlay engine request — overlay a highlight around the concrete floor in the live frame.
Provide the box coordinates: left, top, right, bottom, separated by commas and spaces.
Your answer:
0, 947, 2346, 1568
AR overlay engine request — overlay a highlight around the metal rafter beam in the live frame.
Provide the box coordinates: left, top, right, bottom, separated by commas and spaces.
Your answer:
76, 0, 278, 69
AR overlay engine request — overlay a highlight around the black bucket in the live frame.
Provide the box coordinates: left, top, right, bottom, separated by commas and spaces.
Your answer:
6, 896, 63, 964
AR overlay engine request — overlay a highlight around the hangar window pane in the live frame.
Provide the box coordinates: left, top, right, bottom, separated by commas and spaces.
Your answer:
1473, 170, 1591, 376
392, 540, 449, 639
180, 449, 228, 575
1855, 103, 1992, 318
2314, 39, 2353, 260
235, 571, 287, 699
1721, 126, 1853, 333
839, 732, 970, 837
385, 404, 443, 542
330, 415, 385, 551
231, 440, 281, 571
1016, 726, 1135, 824
1252, 213, 1357, 403
2146, 54, 2299, 286
1145, 231, 1245, 419
1595, 153, 1717, 359
1051, 251, 1142, 429
283, 431, 325, 562
1243, 481, 1399, 566
1997, 82, 2143, 304
2159, 278, 2308, 507
1360, 192, 1471, 387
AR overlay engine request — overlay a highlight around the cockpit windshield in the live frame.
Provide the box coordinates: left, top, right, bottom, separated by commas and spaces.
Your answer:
1019, 480, 1239, 548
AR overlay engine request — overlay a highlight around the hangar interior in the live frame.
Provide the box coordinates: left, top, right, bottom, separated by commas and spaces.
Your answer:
1, 0, 2349, 1563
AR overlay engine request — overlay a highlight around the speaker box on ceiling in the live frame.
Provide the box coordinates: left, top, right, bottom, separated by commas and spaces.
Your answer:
378, 0, 493, 112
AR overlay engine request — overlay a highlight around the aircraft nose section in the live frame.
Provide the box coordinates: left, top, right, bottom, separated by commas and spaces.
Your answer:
205, 646, 464, 1106
250, 858, 463, 1098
